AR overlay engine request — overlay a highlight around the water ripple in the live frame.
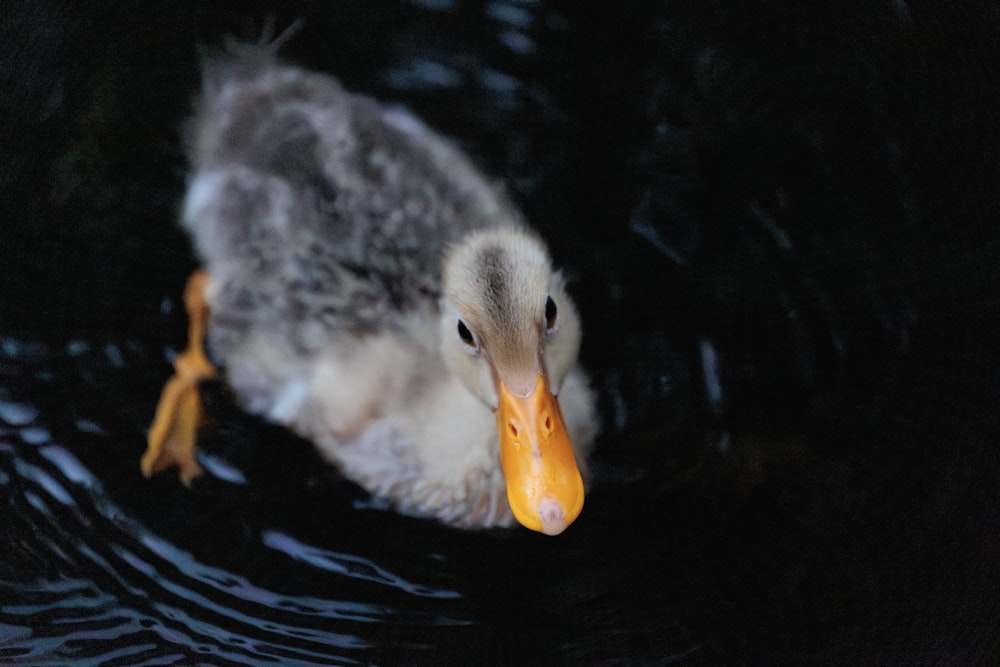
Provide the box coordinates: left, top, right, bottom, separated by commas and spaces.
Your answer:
0, 341, 472, 664
0, 401, 39, 426
262, 531, 462, 600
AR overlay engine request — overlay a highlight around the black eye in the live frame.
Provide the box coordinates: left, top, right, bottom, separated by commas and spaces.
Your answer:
457, 318, 478, 351
544, 295, 558, 332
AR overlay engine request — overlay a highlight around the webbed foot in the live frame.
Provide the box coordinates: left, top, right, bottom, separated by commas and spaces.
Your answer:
142, 271, 216, 484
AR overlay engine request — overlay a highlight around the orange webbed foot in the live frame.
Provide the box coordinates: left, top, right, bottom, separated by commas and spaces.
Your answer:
142, 271, 216, 485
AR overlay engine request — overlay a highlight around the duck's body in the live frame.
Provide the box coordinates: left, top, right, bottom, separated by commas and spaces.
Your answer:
146, 53, 598, 533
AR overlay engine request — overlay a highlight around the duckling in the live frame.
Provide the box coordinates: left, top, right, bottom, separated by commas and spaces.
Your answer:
142, 52, 598, 535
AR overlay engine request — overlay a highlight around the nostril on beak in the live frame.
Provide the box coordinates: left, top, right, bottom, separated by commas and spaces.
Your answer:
542, 413, 553, 438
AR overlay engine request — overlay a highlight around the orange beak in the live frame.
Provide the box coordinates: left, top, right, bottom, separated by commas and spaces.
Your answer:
495, 373, 585, 535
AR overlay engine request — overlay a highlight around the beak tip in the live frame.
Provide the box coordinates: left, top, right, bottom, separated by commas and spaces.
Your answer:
538, 496, 570, 536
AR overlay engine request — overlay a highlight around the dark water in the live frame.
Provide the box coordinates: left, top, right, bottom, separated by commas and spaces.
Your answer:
3, 1, 1000, 664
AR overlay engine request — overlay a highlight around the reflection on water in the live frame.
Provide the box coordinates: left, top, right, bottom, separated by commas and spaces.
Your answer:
260, 532, 461, 600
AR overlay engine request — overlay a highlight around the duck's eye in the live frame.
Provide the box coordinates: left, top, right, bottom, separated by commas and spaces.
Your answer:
457, 318, 478, 353
544, 295, 558, 333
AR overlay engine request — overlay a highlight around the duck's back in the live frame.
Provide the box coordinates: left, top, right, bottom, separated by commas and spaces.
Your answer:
181, 54, 521, 352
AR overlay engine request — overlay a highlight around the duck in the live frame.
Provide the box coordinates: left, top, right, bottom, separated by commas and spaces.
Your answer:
141, 49, 598, 535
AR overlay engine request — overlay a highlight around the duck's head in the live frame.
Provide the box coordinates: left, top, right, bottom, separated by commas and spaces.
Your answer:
441, 227, 585, 535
